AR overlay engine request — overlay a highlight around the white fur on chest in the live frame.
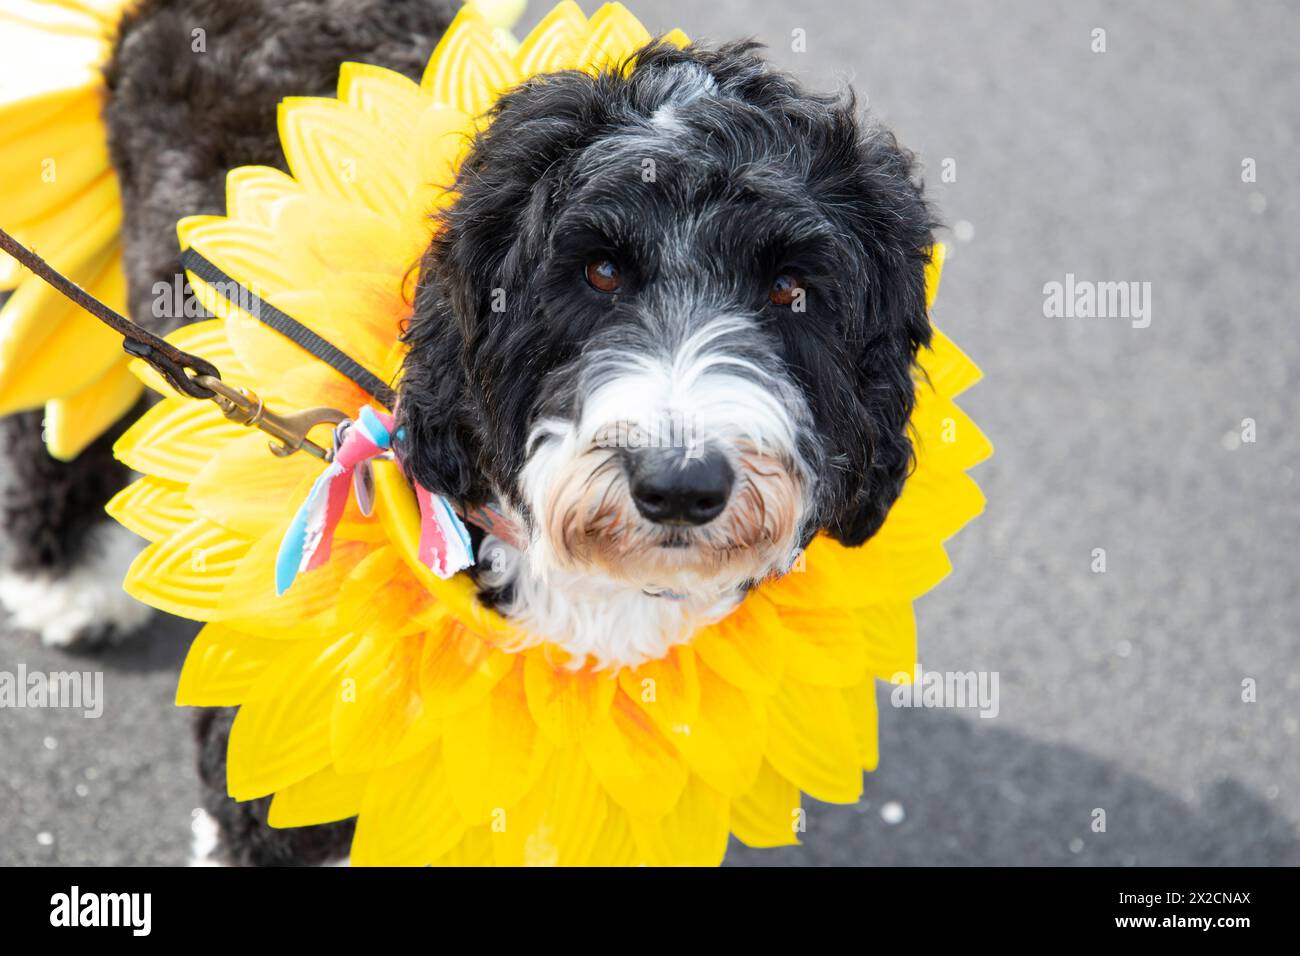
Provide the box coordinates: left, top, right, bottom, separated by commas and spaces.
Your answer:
477, 534, 741, 669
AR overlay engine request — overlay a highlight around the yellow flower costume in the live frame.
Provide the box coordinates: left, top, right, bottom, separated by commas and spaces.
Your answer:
105, 2, 991, 866
0, 0, 139, 459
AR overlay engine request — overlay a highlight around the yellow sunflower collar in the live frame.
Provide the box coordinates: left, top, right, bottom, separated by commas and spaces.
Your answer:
105, 1, 991, 865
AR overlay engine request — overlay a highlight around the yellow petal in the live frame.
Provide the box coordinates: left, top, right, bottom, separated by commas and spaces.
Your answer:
181, 215, 306, 301
351, 743, 465, 866
514, 0, 588, 76
226, 631, 360, 800
490, 745, 608, 866
841, 676, 880, 771
758, 534, 866, 610
581, 686, 688, 819
337, 62, 427, 137
105, 475, 197, 543
692, 591, 787, 694
420, 3, 520, 116
924, 242, 945, 310
420, 618, 516, 717
221, 531, 376, 636
802, 534, 953, 605
524, 651, 617, 747
268, 270, 410, 389
629, 774, 730, 866
0, 242, 115, 403
442, 663, 550, 823
0, 251, 127, 416
673, 661, 766, 797
0, 88, 109, 223
919, 327, 982, 399
764, 679, 862, 804
465, 0, 528, 30
586, 804, 641, 865
267, 764, 367, 828
579, 3, 652, 74
175, 622, 289, 707
910, 387, 994, 474
43, 357, 143, 461
187, 431, 321, 538
122, 518, 253, 620
0, 171, 118, 292
618, 644, 700, 735
277, 97, 420, 220
855, 600, 917, 682
0, 82, 95, 147
730, 760, 801, 849
128, 317, 255, 397
661, 28, 691, 48
223, 165, 304, 227
431, 825, 495, 866
331, 630, 442, 774
113, 397, 247, 483
780, 605, 870, 687
870, 468, 985, 550
373, 459, 513, 639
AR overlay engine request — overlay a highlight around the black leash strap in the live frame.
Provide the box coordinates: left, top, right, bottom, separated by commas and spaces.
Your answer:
0, 228, 220, 398
178, 247, 395, 409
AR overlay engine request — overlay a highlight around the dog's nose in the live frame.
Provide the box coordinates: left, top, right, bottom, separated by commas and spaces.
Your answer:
629, 450, 734, 526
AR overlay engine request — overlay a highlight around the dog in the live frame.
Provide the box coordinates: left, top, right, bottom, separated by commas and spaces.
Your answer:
1, 0, 934, 864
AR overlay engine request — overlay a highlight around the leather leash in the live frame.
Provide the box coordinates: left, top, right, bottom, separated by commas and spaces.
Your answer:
0, 227, 347, 461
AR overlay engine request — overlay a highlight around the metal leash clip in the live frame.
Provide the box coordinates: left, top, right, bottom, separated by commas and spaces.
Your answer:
193, 374, 347, 462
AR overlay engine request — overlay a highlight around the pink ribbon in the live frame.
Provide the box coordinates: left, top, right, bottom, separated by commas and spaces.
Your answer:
275, 405, 474, 595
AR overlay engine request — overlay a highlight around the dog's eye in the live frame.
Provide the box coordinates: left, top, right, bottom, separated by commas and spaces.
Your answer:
769, 273, 803, 307
585, 259, 622, 293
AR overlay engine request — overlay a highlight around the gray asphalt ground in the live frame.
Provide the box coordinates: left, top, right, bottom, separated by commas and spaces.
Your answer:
3, 0, 1298, 865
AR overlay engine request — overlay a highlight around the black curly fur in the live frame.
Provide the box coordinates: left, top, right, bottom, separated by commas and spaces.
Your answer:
0, 400, 143, 570
397, 40, 935, 548
103, 0, 459, 333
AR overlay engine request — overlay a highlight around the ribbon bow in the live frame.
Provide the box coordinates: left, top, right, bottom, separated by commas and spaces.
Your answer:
275, 405, 474, 595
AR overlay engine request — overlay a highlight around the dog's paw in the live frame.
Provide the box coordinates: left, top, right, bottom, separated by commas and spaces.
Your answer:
189, 808, 225, 867
0, 524, 152, 649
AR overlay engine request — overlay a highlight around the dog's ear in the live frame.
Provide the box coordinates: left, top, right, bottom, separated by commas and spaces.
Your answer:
397, 70, 617, 503
395, 254, 490, 503
820, 106, 936, 547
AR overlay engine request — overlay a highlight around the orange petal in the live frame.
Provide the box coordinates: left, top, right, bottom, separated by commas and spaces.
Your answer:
780, 606, 870, 687
692, 592, 787, 693
617, 644, 700, 733
523, 651, 617, 747
331, 630, 442, 774
420, 618, 516, 717
581, 687, 687, 819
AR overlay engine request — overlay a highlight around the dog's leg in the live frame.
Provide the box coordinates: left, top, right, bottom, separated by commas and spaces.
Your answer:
192, 708, 355, 867
0, 405, 153, 648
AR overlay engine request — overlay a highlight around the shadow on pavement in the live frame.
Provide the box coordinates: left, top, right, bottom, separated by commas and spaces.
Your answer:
728, 700, 1300, 866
